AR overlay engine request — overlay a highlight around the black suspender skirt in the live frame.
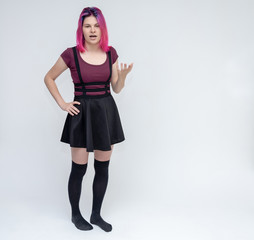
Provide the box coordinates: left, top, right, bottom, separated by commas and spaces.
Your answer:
60, 46, 125, 152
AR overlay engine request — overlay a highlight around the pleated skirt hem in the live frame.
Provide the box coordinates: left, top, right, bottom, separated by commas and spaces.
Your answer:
60, 137, 125, 152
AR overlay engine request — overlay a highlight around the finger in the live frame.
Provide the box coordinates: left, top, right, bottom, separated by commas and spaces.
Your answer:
70, 104, 80, 110
70, 105, 80, 114
127, 63, 133, 69
69, 108, 78, 115
68, 110, 74, 116
72, 110, 79, 115
73, 101, 81, 105
72, 106, 80, 114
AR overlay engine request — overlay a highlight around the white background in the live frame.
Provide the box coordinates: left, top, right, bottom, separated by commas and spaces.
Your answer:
0, 0, 254, 239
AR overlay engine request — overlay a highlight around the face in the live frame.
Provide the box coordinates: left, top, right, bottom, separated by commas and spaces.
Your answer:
82, 15, 101, 45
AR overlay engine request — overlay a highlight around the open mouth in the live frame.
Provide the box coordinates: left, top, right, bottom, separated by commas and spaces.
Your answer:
89, 35, 97, 41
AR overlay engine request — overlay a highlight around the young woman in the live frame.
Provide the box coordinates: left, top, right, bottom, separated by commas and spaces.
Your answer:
44, 7, 133, 232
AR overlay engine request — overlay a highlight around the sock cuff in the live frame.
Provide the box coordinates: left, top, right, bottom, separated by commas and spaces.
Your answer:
94, 158, 110, 168
71, 160, 88, 169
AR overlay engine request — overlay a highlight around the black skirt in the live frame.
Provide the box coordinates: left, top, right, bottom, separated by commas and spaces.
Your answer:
60, 93, 125, 152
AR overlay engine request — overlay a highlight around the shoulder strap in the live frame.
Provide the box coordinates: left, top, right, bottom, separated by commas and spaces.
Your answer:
72, 46, 84, 84
107, 49, 112, 82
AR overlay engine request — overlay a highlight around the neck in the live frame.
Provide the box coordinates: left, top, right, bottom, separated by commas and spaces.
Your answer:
84, 42, 101, 52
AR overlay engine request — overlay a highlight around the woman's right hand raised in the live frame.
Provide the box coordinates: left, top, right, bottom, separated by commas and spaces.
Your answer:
61, 101, 81, 116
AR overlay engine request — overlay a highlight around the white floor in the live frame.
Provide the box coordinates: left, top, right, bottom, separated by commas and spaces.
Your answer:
1, 144, 254, 240
1, 183, 254, 240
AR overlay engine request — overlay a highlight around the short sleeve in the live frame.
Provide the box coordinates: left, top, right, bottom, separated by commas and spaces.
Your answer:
60, 48, 71, 68
110, 46, 118, 64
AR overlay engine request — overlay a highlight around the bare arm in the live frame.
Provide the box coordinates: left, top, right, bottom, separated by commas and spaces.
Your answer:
110, 59, 123, 94
44, 56, 68, 108
44, 56, 80, 116
110, 58, 133, 94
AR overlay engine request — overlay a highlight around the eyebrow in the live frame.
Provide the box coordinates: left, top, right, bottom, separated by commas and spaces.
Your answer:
84, 23, 99, 25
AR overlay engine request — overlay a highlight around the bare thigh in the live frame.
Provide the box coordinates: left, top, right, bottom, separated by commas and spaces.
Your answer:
94, 145, 114, 162
71, 147, 89, 164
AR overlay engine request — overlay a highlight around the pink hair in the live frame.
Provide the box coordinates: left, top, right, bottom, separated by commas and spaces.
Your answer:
76, 7, 110, 53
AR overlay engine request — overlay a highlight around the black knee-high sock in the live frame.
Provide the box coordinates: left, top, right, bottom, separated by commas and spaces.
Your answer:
68, 161, 93, 230
90, 158, 112, 232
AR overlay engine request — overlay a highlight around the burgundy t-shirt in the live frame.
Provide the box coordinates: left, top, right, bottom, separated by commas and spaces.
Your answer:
60, 46, 118, 96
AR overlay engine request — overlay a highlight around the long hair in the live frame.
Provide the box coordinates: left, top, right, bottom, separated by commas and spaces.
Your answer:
76, 7, 110, 53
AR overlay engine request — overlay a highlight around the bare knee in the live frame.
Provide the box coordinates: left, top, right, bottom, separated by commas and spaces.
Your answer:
71, 147, 89, 164
94, 145, 114, 161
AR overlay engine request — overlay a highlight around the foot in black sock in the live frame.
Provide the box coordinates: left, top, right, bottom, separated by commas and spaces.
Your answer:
90, 213, 112, 232
72, 213, 93, 230
90, 159, 112, 232
68, 161, 92, 231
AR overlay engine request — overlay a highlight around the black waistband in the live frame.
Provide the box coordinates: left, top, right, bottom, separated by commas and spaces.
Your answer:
74, 91, 111, 99
74, 81, 110, 92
